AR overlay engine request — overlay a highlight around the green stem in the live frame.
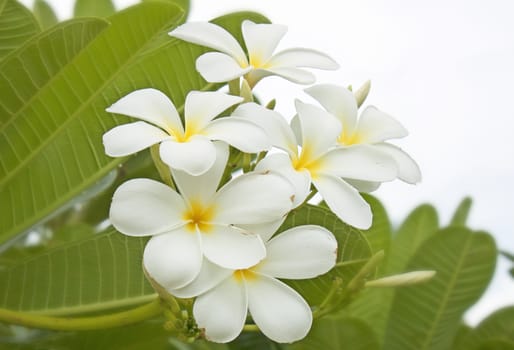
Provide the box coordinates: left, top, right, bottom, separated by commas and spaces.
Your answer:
243, 324, 260, 332
0, 299, 163, 331
150, 144, 175, 190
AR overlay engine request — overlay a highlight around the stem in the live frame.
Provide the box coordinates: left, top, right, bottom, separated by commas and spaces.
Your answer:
0, 299, 163, 331
150, 144, 175, 190
243, 324, 260, 332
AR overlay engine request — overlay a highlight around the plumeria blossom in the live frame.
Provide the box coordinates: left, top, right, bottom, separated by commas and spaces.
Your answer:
168, 225, 338, 343
306, 84, 421, 189
169, 20, 339, 87
234, 101, 398, 229
103, 88, 270, 175
109, 142, 295, 290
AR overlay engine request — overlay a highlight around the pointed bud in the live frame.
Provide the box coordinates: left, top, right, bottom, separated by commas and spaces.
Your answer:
265, 99, 276, 110
354, 80, 371, 107
240, 79, 254, 103
365, 270, 436, 288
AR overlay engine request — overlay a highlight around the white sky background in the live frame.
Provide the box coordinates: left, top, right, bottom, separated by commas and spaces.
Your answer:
19, 0, 514, 325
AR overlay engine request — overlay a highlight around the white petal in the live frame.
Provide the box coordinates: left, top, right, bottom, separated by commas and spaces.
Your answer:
320, 145, 397, 182
258, 225, 337, 279
193, 277, 247, 343
106, 88, 183, 135
247, 275, 312, 343
171, 142, 228, 204
257, 67, 316, 84
159, 137, 216, 176
295, 100, 342, 159
345, 179, 381, 193
305, 84, 358, 136
103, 122, 169, 157
356, 106, 408, 143
202, 224, 266, 269
313, 174, 372, 229
170, 259, 233, 298
196, 52, 252, 83
214, 171, 294, 225
185, 91, 243, 131
169, 22, 248, 65
238, 217, 286, 243
374, 143, 421, 184
255, 154, 311, 207
143, 229, 202, 290
242, 20, 287, 64
233, 103, 298, 155
110, 179, 186, 237
203, 116, 270, 153
268, 48, 339, 70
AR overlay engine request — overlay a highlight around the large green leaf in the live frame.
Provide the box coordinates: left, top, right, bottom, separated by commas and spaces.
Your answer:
383, 228, 497, 350
449, 197, 472, 227
361, 194, 391, 258
278, 205, 372, 306
457, 307, 514, 350
0, 0, 40, 60
288, 316, 379, 350
0, 3, 268, 245
386, 204, 439, 274
74, 0, 115, 17
0, 228, 154, 315
33, 0, 58, 29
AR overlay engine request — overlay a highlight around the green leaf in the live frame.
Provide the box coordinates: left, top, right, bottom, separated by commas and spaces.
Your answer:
228, 332, 285, 350
33, 0, 58, 29
74, 0, 115, 17
361, 194, 391, 257
0, 0, 40, 60
478, 339, 514, 350
288, 316, 379, 350
458, 307, 514, 350
386, 204, 439, 274
383, 228, 497, 350
449, 197, 473, 227
0, 228, 154, 315
142, 0, 190, 18
0, 3, 268, 245
278, 205, 372, 306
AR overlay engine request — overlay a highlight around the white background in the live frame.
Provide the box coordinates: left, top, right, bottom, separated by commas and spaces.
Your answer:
19, 0, 514, 324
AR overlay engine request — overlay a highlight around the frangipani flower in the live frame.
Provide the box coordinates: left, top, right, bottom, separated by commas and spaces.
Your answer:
103, 88, 270, 175
170, 225, 338, 343
234, 102, 397, 229
109, 142, 295, 290
169, 20, 339, 87
306, 84, 421, 187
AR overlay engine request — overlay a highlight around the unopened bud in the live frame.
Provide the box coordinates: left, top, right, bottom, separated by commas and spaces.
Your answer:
354, 80, 371, 107
240, 79, 254, 102
365, 270, 436, 288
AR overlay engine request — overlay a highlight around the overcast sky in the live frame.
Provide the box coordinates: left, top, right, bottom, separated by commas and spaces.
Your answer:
19, 0, 514, 325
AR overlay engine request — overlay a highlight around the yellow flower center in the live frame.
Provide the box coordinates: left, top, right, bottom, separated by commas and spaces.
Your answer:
233, 269, 259, 283
291, 144, 325, 178
168, 119, 201, 143
182, 200, 216, 233
338, 131, 362, 146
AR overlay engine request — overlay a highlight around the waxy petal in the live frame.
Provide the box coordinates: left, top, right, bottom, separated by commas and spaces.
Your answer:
185, 91, 243, 130
196, 52, 253, 83
295, 100, 342, 160
203, 116, 270, 153
242, 20, 287, 64
214, 172, 294, 225
193, 277, 247, 343
171, 142, 229, 205
144, 229, 202, 290
259, 225, 337, 279
170, 259, 233, 298
159, 137, 216, 176
248, 275, 312, 343
267, 48, 339, 70
255, 67, 315, 85
345, 179, 381, 193
103, 121, 169, 157
321, 145, 397, 182
238, 217, 286, 243
106, 88, 183, 135
374, 143, 421, 184
313, 174, 372, 229
110, 179, 186, 237
305, 84, 358, 136
202, 224, 266, 269
357, 106, 408, 143
170, 22, 248, 65
255, 154, 311, 207
233, 103, 298, 156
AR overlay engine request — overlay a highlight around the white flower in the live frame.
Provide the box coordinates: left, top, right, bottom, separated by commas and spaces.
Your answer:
103, 88, 270, 175
305, 84, 421, 188
169, 20, 339, 87
234, 102, 398, 229
109, 142, 295, 290
170, 225, 338, 343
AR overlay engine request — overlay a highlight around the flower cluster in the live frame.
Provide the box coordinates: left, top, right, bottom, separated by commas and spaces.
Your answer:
102, 20, 420, 343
